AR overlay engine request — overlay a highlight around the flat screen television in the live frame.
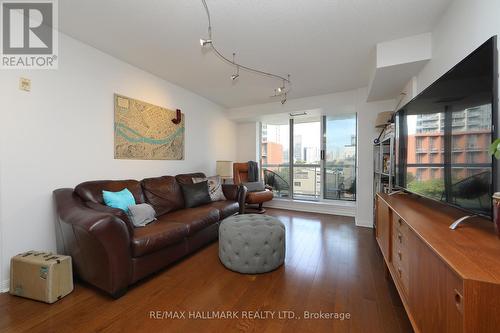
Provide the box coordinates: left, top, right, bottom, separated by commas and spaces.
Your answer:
395, 36, 498, 218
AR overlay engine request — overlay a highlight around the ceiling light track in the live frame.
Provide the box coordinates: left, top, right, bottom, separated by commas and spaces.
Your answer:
200, 0, 291, 104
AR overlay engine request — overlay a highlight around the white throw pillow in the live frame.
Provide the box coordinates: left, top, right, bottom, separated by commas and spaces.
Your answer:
192, 175, 226, 202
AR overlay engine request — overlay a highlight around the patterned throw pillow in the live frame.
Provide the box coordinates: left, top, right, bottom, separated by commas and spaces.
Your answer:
192, 175, 226, 202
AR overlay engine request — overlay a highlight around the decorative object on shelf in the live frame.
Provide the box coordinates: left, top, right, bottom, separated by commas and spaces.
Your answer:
375, 111, 394, 128
200, 0, 291, 104
374, 92, 406, 144
216, 160, 233, 184
114, 94, 184, 160
493, 192, 500, 237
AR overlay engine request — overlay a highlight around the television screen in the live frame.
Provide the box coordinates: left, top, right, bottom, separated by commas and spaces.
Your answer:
395, 37, 497, 218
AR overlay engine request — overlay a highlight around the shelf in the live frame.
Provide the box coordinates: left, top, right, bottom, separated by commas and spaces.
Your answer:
374, 171, 393, 177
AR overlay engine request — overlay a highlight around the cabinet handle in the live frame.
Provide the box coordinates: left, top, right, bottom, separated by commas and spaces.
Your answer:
398, 267, 402, 277
398, 219, 403, 226
454, 289, 464, 314
398, 233, 402, 243
398, 251, 402, 260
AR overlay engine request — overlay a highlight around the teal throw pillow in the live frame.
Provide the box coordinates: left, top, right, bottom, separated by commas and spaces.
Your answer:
102, 188, 136, 212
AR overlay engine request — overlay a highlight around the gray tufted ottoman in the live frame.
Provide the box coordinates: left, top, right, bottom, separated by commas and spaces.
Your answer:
219, 214, 285, 274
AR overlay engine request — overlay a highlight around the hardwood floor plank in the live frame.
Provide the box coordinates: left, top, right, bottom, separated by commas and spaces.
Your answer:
0, 209, 412, 333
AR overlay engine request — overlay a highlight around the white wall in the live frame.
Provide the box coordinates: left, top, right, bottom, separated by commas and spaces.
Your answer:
236, 123, 259, 162
417, 0, 500, 95
376, 33, 432, 68
0, 33, 237, 289
229, 88, 395, 227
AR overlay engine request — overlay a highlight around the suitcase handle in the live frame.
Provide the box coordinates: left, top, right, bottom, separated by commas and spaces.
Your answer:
45, 256, 61, 264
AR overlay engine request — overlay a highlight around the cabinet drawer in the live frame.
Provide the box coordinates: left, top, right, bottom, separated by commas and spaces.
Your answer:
393, 230, 406, 247
394, 261, 410, 294
392, 213, 410, 294
393, 242, 410, 292
392, 213, 409, 236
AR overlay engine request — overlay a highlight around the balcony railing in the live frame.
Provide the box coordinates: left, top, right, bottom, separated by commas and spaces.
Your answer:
262, 163, 356, 201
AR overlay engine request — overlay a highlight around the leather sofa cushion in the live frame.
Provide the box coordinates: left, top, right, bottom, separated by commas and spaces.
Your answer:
75, 180, 144, 205
246, 189, 274, 204
131, 219, 188, 257
175, 172, 206, 185
180, 181, 212, 208
141, 176, 184, 216
205, 201, 239, 219
161, 205, 220, 235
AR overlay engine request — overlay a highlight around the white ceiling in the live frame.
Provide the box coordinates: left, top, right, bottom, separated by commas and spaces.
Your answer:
59, 0, 452, 108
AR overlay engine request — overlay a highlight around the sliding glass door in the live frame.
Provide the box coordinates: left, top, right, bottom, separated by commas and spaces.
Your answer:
292, 117, 322, 200
261, 121, 290, 198
261, 113, 356, 202
324, 114, 357, 201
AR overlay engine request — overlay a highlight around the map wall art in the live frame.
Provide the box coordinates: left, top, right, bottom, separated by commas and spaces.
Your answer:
114, 94, 184, 160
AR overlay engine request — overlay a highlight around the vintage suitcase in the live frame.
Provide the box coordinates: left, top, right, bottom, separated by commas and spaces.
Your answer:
10, 251, 74, 303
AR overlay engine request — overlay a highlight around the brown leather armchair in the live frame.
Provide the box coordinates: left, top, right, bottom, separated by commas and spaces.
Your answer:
233, 162, 273, 213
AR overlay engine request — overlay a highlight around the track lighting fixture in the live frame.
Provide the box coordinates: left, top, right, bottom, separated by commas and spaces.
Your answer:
200, 38, 212, 47
200, 0, 291, 100
281, 93, 287, 105
231, 53, 239, 81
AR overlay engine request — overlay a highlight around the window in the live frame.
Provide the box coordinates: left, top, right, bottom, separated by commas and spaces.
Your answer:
416, 137, 423, 150
260, 113, 357, 202
324, 114, 357, 201
260, 121, 290, 198
468, 134, 478, 149
429, 137, 436, 151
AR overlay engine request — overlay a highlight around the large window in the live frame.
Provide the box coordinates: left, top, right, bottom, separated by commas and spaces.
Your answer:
260, 114, 357, 202
260, 121, 290, 198
324, 114, 357, 201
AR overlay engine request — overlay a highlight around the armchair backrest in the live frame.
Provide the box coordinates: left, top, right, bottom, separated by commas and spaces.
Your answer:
233, 163, 249, 185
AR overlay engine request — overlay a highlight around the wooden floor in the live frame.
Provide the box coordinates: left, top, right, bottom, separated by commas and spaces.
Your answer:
0, 209, 412, 333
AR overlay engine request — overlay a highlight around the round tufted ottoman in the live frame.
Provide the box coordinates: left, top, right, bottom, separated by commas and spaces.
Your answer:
218, 214, 285, 274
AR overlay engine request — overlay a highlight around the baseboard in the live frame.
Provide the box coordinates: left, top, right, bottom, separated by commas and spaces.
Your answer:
355, 218, 374, 228
264, 199, 356, 217
0, 279, 9, 293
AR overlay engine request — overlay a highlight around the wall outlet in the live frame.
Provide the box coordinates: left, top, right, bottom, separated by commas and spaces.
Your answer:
19, 77, 31, 92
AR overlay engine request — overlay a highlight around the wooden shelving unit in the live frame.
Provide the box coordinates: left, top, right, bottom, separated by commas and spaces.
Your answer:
373, 129, 395, 228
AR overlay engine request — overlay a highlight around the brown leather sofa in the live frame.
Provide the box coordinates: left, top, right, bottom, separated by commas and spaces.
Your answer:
233, 162, 273, 213
53, 172, 246, 298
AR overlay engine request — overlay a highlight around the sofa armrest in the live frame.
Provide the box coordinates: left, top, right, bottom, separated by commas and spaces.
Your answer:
222, 184, 247, 214
85, 201, 134, 235
53, 188, 132, 297
221, 184, 238, 201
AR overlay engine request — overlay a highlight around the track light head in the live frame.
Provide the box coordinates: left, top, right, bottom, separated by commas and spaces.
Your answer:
200, 38, 212, 47
231, 74, 239, 81
281, 93, 287, 104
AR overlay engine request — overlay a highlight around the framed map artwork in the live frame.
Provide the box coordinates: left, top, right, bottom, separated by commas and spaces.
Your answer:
114, 94, 185, 160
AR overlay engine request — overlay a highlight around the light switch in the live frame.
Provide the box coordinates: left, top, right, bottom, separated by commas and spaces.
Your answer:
19, 77, 31, 92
